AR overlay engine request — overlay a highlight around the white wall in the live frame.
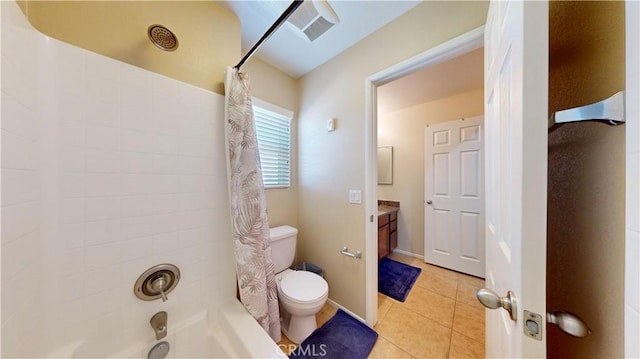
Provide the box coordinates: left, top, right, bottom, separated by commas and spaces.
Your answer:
626, 1, 640, 357
1, 2, 44, 356
1, 2, 237, 357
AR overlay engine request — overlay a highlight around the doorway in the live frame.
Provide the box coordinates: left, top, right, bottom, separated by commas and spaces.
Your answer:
364, 26, 485, 326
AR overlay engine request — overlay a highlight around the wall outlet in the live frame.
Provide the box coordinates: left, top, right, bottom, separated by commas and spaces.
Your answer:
349, 190, 362, 204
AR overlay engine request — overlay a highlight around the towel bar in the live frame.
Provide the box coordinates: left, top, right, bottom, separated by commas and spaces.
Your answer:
340, 246, 362, 259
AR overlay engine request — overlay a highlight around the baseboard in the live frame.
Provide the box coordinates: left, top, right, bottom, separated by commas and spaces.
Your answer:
391, 248, 424, 260
326, 299, 369, 326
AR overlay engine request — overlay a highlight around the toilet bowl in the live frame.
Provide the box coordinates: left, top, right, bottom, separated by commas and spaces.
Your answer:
275, 269, 328, 343
270, 226, 329, 344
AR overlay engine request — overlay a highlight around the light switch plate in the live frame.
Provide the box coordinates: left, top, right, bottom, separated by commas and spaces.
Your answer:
326, 118, 335, 132
349, 190, 362, 204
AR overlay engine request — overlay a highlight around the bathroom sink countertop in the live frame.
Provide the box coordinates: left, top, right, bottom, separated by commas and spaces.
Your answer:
378, 200, 400, 216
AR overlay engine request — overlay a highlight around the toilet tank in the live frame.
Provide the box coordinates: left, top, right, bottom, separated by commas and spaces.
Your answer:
269, 225, 298, 274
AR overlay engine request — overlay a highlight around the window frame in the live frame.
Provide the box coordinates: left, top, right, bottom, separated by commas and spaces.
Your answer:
252, 97, 294, 190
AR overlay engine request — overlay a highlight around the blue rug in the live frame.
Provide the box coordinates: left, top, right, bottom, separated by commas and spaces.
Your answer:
378, 257, 422, 302
289, 309, 378, 359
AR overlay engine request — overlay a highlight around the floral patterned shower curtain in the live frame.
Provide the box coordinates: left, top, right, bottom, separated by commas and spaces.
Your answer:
224, 67, 281, 342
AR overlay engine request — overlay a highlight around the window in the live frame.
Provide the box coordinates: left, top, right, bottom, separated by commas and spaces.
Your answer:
253, 98, 293, 189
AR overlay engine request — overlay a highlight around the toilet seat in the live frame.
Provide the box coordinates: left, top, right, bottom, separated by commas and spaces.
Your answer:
279, 271, 328, 304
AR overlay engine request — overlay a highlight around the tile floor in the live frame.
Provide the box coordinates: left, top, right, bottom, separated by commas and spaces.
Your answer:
277, 252, 486, 358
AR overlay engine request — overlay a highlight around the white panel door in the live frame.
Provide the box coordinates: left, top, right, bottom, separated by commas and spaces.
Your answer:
483, 1, 548, 357
425, 116, 485, 278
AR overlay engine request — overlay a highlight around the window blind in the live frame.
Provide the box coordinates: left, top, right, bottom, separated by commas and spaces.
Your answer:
253, 106, 291, 189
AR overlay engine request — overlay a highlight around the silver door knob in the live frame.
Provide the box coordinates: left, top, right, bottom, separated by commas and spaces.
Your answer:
426, 200, 433, 205
547, 311, 591, 338
477, 288, 517, 321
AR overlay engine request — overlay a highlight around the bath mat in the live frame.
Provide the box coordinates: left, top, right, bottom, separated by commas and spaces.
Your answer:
289, 309, 378, 359
378, 257, 421, 302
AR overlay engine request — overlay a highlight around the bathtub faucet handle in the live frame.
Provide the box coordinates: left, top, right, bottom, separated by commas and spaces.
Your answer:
151, 276, 169, 302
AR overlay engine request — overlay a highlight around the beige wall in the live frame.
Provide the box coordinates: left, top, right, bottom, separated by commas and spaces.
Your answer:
297, 1, 489, 318
243, 57, 300, 228
378, 89, 484, 256
547, 1, 625, 357
18, 1, 240, 95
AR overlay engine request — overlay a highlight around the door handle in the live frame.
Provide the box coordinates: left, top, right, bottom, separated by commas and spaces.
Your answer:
547, 311, 591, 338
477, 288, 517, 321
426, 200, 433, 205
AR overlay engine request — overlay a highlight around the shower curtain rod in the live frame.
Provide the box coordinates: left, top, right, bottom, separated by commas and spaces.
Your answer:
234, 0, 304, 70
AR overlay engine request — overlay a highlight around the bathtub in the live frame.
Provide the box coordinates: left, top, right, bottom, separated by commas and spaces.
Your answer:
131, 300, 286, 359
50, 300, 287, 358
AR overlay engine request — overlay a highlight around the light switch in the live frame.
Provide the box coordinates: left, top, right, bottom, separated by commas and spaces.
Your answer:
349, 190, 361, 204
326, 118, 336, 132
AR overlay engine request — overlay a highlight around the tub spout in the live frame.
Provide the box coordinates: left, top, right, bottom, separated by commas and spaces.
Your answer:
150, 311, 168, 340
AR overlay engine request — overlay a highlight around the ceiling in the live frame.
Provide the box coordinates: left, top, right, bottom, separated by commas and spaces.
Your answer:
377, 47, 484, 114
218, 1, 420, 78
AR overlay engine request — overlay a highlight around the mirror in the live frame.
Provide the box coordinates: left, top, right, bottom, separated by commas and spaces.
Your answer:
377, 146, 393, 185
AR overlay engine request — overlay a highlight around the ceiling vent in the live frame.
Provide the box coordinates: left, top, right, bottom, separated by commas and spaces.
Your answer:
287, 0, 340, 42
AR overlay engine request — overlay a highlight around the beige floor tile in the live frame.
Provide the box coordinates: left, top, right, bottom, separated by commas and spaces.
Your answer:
453, 302, 485, 343
368, 335, 415, 359
373, 256, 486, 359
449, 332, 485, 359
414, 270, 458, 299
315, 303, 338, 327
402, 285, 456, 328
415, 262, 460, 281
316, 311, 332, 327
376, 305, 451, 358
378, 292, 395, 306
319, 303, 338, 317
377, 294, 393, 327
456, 281, 485, 310
458, 273, 485, 289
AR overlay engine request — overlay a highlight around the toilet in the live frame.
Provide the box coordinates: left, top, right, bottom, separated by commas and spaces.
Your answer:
270, 225, 329, 344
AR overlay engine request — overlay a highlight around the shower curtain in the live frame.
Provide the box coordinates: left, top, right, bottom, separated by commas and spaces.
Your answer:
223, 67, 281, 342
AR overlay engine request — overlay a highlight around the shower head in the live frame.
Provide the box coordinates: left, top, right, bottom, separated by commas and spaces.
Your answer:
148, 24, 178, 52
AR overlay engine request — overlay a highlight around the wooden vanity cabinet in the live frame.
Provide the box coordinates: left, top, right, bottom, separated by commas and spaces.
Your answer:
378, 210, 398, 259
389, 211, 398, 251
378, 217, 389, 260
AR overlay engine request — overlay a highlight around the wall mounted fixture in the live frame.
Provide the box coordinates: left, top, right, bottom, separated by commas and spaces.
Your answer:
340, 246, 362, 259
134, 264, 180, 302
150, 311, 168, 340
549, 91, 625, 130
148, 25, 179, 52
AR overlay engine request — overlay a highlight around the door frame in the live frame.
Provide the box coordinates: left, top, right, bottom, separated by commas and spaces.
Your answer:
625, 1, 639, 357
364, 26, 485, 325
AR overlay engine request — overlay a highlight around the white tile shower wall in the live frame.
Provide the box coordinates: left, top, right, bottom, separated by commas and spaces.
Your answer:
2, 2, 237, 357
1, 2, 45, 357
